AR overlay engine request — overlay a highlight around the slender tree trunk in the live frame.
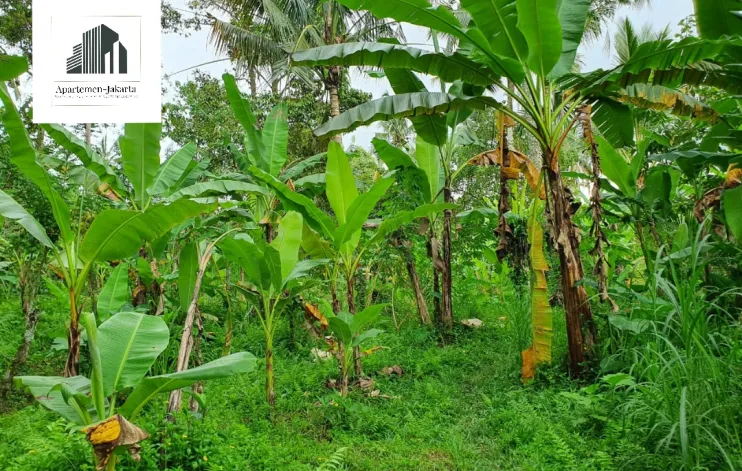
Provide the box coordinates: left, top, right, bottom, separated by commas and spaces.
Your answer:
249, 67, 257, 96
222, 265, 233, 356
400, 242, 431, 325
441, 188, 454, 334
496, 130, 513, 261
427, 227, 443, 326
578, 106, 618, 312
167, 252, 212, 416
324, 4, 342, 143
544, 150, 597, 376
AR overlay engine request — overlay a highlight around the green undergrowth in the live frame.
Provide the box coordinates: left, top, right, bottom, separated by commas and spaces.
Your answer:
0, 295, 718, 470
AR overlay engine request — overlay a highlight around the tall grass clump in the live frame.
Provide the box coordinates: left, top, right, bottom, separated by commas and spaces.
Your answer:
606, 225, 742, 469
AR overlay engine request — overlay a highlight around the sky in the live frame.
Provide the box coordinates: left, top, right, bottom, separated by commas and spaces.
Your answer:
159, 0, 696, 150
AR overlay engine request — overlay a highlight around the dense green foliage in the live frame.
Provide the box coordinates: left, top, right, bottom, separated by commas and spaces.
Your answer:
2, 0, 742, 470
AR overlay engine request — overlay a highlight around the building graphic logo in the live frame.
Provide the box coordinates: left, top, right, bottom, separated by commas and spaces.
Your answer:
66, 24, 127, 74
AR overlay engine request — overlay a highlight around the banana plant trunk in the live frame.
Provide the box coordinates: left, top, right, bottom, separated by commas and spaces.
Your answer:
427, 227, 443, 326
63, 294, 81, 377
167, 252, 211, 416
544, 150, 597, 375
441, 188, 454, 334
578, 106, 618, 312
265, 334, 275, 405
346, 276, 363, 378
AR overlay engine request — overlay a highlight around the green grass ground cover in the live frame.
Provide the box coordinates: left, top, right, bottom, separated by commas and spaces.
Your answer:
0, 295, 689, 470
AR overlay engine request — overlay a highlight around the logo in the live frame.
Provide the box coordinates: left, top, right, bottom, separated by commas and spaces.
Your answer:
33, 0, 161, 123
66, 24, 128, 75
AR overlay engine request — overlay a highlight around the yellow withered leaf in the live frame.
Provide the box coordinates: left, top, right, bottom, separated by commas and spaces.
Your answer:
303, 303, 328, 328
83, 415, 149, 470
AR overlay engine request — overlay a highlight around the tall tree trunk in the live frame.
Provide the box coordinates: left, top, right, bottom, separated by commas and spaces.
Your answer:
544, 150, 597, 376
496, 127, 513, 261
249, 67, 258, 96
167, 252, 212, 416
578, 106, 618, 312
324, 4, 342, 143
440, 188, 454, 334
402, 243, 431, 325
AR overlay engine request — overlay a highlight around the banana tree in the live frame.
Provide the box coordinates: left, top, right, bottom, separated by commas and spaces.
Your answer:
15, 311, 255, 470
0, 58, 214, 376
324, 303, 385, 396
223, 73, 328, 240
219, 211, 327, 405
288, 0, 742, 374
250, 141, 453, 380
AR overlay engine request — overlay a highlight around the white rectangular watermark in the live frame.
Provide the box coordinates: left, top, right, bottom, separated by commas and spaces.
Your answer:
32, 0, 161, 123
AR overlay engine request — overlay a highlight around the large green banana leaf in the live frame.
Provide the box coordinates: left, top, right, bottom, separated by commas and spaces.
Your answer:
14, 376, 92, 424
590, 97, 635, 149
148, 143, 197, 196
723, 186, 742, 242
250, 167, 336, 239
0, 189, 54, 248
280, 152, 326, 181
459, 0, 527, 62
334, 175, 395, 249
264, 104, 289, 177
336, 0, 523, 81
42, 124, 126, 194
166, 158, 211, 197
368, 203, 455, 245
516, 0, 562, 77
120, 123, 162, 210
79, 200, 214, 262
549, 0, 591, 79
0, 55, 27, 80
96, 312, 169, 397
326, 142, 359, 226
0, 84, 73, 244
223, 73, 268, 172
314, 92, 504, 138
219, 237, 263, 287
384, 68, 448, 147
415, 137, 444, 203
292, 42, 500, 87
596, 135, 637, 198
372, 138, 417, 170
166, 180, 268, 201
119, 352, 256, 418
270, 211, 303, 280
593, 38, 742, 90
97, 263, 129, 318
693, 0, 742, 39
